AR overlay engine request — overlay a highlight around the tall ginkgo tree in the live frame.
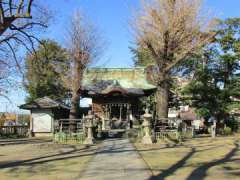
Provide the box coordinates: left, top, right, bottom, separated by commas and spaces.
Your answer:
132, 0, 217, 118
66, 12, 104, 120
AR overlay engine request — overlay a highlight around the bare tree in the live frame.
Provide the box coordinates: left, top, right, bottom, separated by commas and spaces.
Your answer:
0, 0, 49, 98
0, 0, 33, 35
0, 0, 48, 56
132, 0, 217, 118
66, 12, 103, 120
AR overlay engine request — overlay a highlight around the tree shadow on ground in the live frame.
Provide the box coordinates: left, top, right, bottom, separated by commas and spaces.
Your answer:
186, 142, 240, 180
97, 142, 179, 155
0, 145, 96, 169
149, 147, 196, 180
148, 141, 240, 180
0, 138, 52, 146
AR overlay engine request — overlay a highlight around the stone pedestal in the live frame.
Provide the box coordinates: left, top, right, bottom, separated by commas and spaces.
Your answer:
142, 108, 153, 144
84, 111, 95, 145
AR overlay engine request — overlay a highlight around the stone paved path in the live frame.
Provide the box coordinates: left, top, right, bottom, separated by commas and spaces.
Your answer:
80, 138, 152, 180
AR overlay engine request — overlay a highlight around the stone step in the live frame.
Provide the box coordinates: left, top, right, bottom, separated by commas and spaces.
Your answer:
108, 129, 126, 138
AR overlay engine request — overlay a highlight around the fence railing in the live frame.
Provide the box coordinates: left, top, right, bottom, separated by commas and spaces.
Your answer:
154, 118, 181, 131
155, 130, 180, 142
0, 126, 29, 137
53, 119, 85, 144
155, 127, 194, 143
54, 119, 84, 133
53, 132, 85, 144
180, 127, 194, 139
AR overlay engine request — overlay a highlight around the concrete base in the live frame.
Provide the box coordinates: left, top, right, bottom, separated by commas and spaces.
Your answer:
142, 136, 153, 144
33, 132, 53, 137
83, 138, 95, 145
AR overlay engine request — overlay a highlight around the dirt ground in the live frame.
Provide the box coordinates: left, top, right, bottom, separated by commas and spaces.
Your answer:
1, 135, 240, 180
0, 138, 98, 180
135, 134, 240, 180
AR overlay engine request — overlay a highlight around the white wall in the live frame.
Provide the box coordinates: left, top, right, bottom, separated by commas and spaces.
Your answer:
32, 109, 53, 133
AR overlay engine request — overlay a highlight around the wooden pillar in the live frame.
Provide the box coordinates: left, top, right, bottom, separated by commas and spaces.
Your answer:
109, 105, 112, 119
29, 112, 33, 137
127, 104, 130, 129
120, 104, 122, 121
109, 104, 112, 129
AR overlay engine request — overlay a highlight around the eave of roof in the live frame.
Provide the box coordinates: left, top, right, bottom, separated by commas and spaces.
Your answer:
19, 97, 70, 110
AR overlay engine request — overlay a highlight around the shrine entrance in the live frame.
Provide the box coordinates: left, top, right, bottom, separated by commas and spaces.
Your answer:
105, 103, 131, 129
106, 103, 130, 121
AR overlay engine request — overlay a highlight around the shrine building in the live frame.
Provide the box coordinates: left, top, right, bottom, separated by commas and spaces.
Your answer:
81, 67, 156, 128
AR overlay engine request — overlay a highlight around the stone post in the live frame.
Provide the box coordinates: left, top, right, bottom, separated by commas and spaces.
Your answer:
142, 108, 153, 144
102, 118, 106, 130
82, 114, 86, 136
83, 111, 95, 145
97, 118, 102, 138
211, 119, 216, 138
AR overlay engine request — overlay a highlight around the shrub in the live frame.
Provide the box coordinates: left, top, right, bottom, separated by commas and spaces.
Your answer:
225, 117, 238, 132
223, 127, 232, 136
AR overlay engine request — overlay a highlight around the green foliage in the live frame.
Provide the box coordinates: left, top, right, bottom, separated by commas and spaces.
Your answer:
225, 116, 239, 132
25, 39, 69, 102
183, 66, 223, 118
183, 18, 240, 121
223, 127, 232, 136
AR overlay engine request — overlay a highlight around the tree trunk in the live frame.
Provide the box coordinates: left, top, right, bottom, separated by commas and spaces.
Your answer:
69, 59, 82, 132
69, 57, 82, 118
69, 92, 80, 119
155, 81, 169, 119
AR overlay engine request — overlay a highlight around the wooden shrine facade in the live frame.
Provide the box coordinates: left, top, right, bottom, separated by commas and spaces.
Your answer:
81, 67, 156, 128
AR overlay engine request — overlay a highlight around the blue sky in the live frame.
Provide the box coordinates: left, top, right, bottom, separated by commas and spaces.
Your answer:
1, 0, 240, 113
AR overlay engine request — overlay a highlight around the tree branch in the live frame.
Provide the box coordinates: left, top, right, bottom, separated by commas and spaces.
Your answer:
17, 0, 24, 15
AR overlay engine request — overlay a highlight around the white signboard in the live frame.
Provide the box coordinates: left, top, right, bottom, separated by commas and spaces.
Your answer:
32, 110, 53, 133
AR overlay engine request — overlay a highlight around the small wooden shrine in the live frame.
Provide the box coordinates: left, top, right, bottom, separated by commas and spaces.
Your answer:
20, 97, 70, 136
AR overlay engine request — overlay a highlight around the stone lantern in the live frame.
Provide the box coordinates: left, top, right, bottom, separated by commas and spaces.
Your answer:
83, 111, 95, 145
142, 108, 153, 144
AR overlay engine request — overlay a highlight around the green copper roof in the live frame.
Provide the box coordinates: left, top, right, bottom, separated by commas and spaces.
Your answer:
82, 67, 156, 91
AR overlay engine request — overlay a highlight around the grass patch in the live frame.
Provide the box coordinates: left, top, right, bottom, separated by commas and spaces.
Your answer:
0, 138, 99, 180
135, 134, 240, 180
